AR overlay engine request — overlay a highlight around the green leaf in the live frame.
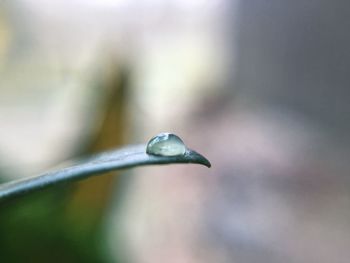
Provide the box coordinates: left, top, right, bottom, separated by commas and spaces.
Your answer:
0, 144, 210, 201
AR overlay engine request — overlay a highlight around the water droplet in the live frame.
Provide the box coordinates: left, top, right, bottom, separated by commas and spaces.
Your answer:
146, 133, 186, 156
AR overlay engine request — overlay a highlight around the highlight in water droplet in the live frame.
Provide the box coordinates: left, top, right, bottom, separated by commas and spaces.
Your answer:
146, 133, 186, 156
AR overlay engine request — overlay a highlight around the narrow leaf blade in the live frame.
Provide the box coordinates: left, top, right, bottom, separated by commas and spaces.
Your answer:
0, 144, 210, 201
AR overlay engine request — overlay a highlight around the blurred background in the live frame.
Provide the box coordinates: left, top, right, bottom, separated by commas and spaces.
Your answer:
1, 0, 350, 262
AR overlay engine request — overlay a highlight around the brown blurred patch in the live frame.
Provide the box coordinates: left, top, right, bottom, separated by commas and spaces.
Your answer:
65, 61, 129, 230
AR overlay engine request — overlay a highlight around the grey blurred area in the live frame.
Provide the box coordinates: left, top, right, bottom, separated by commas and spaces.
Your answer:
234, 0, 350, 140
111, 1, 350, 263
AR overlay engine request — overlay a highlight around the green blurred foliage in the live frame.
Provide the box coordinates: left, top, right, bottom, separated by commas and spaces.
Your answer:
0, 185, 108, 263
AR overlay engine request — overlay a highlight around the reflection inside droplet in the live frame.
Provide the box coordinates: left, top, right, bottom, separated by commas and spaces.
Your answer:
146, 133, 186, 156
